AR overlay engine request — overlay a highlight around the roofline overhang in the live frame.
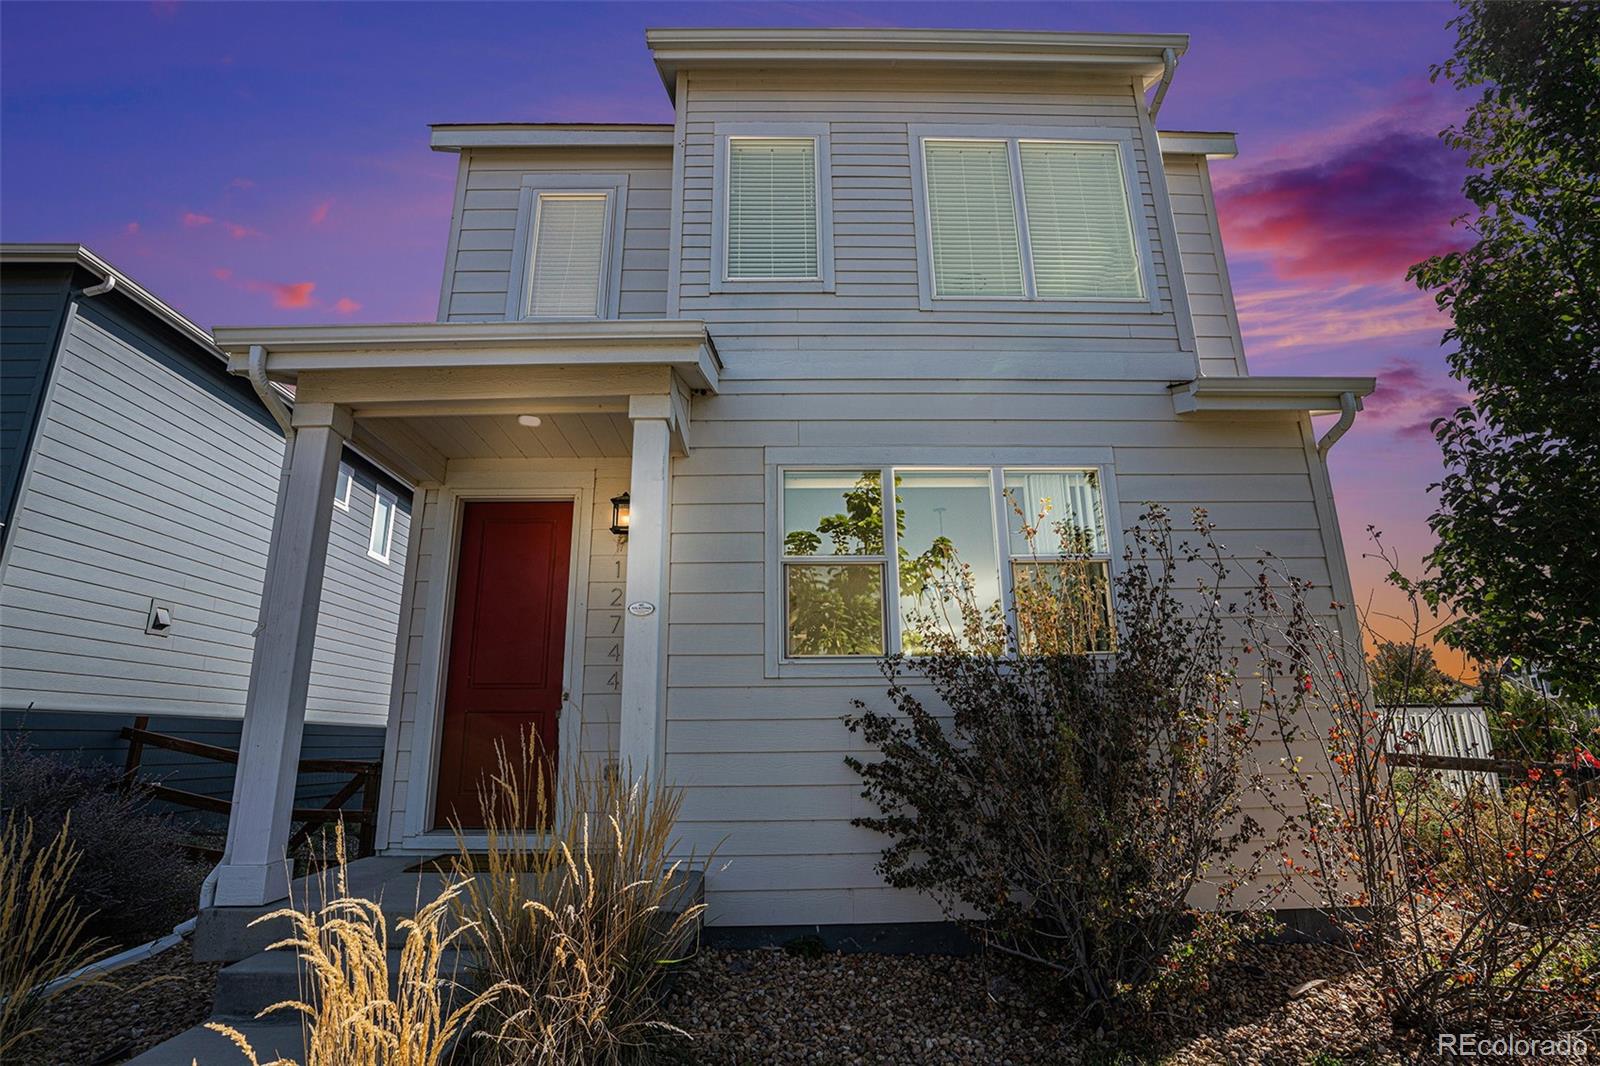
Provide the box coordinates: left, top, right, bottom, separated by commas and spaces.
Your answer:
1156, 130, 1238, 159
1169, 376, 1376, 416
0, 242, 222, 357
646, 27, 1190, 100
429, 124, 676, 152
213, 320, 722, 392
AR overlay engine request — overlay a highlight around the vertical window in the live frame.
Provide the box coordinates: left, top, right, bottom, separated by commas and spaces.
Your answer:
527, 193, 608, 317
895, 469, 1001, 653
919, 136, 1143, 302
923, 140, 1024, 297
368, 492, 396, 563
726, 137, 819, 280
781, 470, 886, 657
1004, 469, 1114, 652
333, 465, 353, 510
1019, 142, 1143, 299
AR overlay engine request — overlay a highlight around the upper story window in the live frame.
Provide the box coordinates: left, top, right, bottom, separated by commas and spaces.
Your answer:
727, 137, 818, 280
713, 124, 834, 292
509, 174, 629, 319
527, 193, 609, 317
912, 128, 1151, 309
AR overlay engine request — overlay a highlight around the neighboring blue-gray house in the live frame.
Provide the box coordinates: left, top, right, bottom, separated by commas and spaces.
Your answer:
0, 244, 411, 798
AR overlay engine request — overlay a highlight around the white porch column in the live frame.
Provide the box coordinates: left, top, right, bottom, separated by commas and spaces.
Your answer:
619, 396, 673, 780
213, 402, 352, 907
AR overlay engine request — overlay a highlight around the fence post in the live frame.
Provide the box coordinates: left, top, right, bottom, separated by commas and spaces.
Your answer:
121, 715, 151, 789
358, 766, 379, 858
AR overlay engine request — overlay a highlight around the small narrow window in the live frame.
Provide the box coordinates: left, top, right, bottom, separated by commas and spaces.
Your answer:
368, 492, 397, 563
1019, 142, 1143, 299
1003, 469, 1114, 652
527, 193, 608, 317
781, 470, 886, 657
333, 466, 353, 510
923, 140, 1024, 297
727, 137, 818, 280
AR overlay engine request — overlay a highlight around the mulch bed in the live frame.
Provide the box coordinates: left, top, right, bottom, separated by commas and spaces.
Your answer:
9, 940, 220, 1066
663, 940, 1544, 1065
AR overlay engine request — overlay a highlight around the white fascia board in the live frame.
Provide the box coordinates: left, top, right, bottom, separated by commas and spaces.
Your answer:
1169, 376, 1377, 416
647, 28, 1189, 96
430, 126, 676, 151
1157, 131, 1238, 159
214, 320, 721, 391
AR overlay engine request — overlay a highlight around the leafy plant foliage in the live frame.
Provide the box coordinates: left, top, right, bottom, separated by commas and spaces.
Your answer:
1408, 1, 1600, 704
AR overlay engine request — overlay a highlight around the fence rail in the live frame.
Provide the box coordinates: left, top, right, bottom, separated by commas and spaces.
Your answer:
120, 715, 382, 860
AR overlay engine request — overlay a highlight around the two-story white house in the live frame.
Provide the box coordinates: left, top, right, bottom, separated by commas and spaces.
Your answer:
205, 28, 1373, 934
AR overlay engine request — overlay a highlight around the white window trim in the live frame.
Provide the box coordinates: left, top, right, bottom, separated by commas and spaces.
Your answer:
368, 491, 397, 563
506, 173, 630, 321
333, 465, 353, 511
763, 447, 1123, 679
712, 122, 835, 294
908, 124, 1161, 314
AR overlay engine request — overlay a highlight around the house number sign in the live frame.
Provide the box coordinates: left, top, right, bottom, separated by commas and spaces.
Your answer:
627, 601, 656, 617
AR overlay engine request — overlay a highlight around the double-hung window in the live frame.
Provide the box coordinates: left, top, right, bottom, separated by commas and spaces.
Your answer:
916, 132, 1146, 305
779, 466, 1114, 660
511, 174, 628, 319
715, 126, 833, 290
333, 465, 353, 510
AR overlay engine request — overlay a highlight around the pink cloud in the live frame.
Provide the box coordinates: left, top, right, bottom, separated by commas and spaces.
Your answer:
182, 211, 214, 228
1361, 359, 1470, 440
211, 266, 233, 282
309, 200, 332, 225
266, 281, 315, 309
224, 222, 261, 239
123, 221, 141, 236
1216, 128, 1469, 284
332, 296, 361, 315
229, 177, 255, 190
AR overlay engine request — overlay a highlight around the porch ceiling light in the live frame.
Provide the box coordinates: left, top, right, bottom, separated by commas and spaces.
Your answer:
517, 414, 543, 427
609, 492, 631, 537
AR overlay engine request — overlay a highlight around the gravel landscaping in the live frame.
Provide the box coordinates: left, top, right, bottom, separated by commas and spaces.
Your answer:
9, 940, 219, 1066
662, 941, 1497, 1065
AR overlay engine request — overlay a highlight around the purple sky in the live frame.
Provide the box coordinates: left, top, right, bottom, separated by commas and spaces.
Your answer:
1, 1, 1473, 668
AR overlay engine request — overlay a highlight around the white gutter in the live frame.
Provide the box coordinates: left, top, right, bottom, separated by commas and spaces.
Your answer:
1316, 391, 1359, 458
1148, 47, 1177, 120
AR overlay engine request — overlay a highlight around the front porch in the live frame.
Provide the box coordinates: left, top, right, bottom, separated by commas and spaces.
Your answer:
205, 320, 719, 908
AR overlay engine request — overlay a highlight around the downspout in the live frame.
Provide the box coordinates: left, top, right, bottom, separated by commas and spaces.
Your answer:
1316, 391, 1359, 458
1147, 47, 1178, 121
81, 275, 116, 299
246, 344, 294, 439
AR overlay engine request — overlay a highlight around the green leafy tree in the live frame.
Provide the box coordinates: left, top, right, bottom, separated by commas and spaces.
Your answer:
1369, 639, 1463, 706
1408, 2, 1600, 704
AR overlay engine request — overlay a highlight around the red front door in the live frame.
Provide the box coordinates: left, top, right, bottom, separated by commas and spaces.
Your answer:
434, 500, 573, 829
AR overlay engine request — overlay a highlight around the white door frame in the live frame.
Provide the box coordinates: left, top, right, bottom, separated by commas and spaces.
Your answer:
400, 469, 595, 850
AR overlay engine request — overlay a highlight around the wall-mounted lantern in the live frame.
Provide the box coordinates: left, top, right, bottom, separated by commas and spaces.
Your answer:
609, 492, 631, 537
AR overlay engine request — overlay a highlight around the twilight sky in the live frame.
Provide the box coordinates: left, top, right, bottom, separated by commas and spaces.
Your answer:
0, 1, 1474, 669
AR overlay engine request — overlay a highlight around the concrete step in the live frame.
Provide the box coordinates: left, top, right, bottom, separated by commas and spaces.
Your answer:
123, 1017, 307, 1066
213, 946, 473, 1020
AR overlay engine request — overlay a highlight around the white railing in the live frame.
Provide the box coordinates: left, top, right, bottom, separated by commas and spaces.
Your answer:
1385, 703, 1496, 791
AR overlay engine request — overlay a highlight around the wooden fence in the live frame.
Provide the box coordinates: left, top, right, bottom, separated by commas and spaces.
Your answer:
121, 715, 382, 861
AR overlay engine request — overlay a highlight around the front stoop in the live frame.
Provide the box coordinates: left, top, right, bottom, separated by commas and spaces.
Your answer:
130, 864, 704, 1065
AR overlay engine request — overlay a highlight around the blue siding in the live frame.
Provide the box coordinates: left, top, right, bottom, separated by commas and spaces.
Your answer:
0, 265, 72, 543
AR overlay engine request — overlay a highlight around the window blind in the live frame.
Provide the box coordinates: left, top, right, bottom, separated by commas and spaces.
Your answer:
1004, 470, 1108, 556
727, 138, 818, 279
1020, 142, 1142, 299
528, 194, 607, 316
923, 140, 1024, 297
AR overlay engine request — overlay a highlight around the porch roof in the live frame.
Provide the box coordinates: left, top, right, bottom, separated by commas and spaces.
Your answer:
211, 319, 721, 392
